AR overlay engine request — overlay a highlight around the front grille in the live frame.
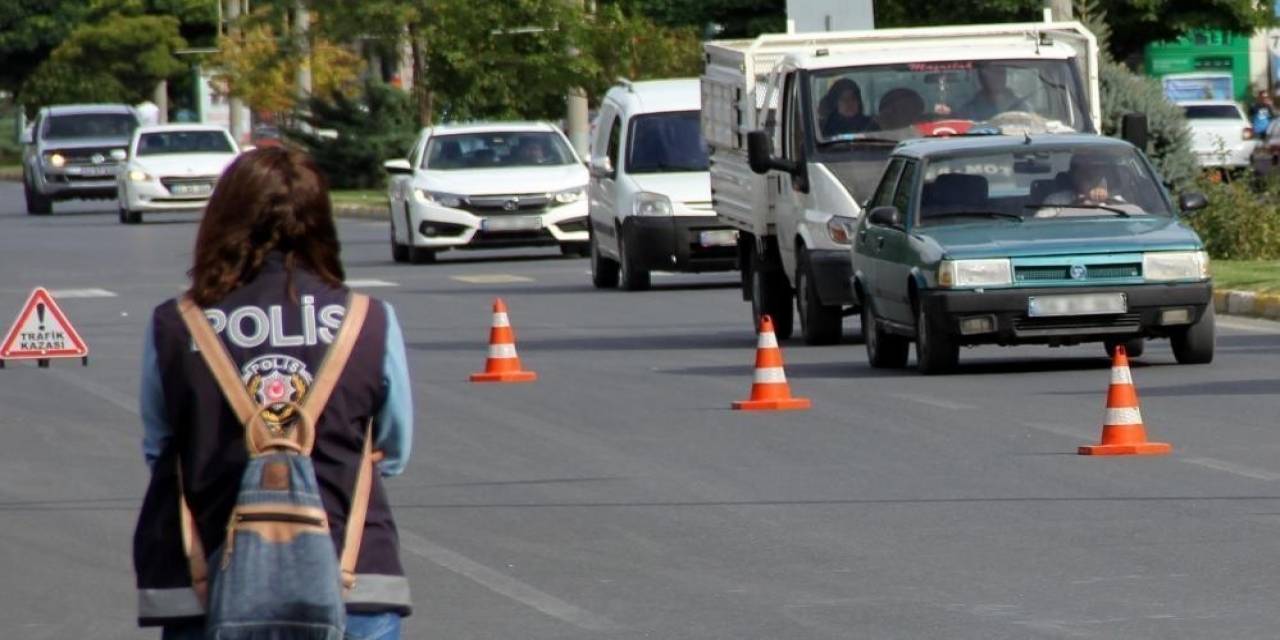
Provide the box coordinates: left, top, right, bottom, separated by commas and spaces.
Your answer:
51, 147, 123, 166
1013, 312, 1141, 336
460, 193, 550, 215
1014, 263, 1141, 283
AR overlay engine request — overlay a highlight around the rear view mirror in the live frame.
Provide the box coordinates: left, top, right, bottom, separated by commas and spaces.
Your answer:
868, 206, 903, 227
1178, 191, 1208, 213
1013, 159, 1052, 174
383, 159, 412, 175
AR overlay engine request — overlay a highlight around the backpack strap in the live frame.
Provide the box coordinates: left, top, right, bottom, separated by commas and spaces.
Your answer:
342, 421, 380, 593
298, 293, 369, 454
177, 296, 259, 430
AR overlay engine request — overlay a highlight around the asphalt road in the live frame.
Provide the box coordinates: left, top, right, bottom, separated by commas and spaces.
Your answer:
2, 183, 1280, 639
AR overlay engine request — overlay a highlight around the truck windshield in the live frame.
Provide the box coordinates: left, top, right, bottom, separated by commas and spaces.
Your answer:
627, 110, 710, 174
916, 147, 1173, 225
811, 59, 1089, 144
424, 131, 576, 169
43, 113, 137, 139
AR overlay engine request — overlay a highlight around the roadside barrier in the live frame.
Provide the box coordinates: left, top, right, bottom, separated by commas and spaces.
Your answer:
1078, 345, 1171, 456
470, 298, 537, 383
732, 315, 811, 411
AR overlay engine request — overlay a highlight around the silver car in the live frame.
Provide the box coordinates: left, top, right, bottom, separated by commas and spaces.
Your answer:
21, 104, 139, 215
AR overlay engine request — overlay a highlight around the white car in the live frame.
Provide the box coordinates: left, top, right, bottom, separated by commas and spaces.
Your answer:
384, 122, 588, 263
117, 124, 241, 224
1179, 100, 1258, 170
587, 78, 733, 291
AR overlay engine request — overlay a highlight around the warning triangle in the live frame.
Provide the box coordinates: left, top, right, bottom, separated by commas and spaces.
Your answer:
0, 287, 89, 359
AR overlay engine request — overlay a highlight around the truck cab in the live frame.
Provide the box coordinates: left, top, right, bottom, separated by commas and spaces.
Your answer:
702, 21, 1101, 344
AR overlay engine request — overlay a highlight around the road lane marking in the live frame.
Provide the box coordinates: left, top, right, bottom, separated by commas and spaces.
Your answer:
345, 279, 398, 288
451, 274, 533, 284
890, 393, 977, 411
1181, 457, 1280, 482
398, 530, 617, 632
48, 288, 116, 298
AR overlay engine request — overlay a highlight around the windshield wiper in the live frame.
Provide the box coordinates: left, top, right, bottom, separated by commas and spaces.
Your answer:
817, 135, 901, 148
1026, 203, 1131, 217
924, 211, 1023, 223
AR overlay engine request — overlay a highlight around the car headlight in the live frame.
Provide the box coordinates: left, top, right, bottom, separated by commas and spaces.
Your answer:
47, 153, 66, 168
938, 259, 1012, 288
413, 189, 463, 208
826, 215, 858, 245
632, 191, 672, 216
127, 169, 151, 182
553, 187, 584, 204
1143, 250, 1208, 282
110, 149, 127, 161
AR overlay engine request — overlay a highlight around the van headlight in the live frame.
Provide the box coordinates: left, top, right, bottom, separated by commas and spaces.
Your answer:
47, 153, 66, 167
938, 259, 1012, 288
553, 187, 584, 204
826, 215, 858, 244
632, 191, 672, 216
128, 169, 152, 182
413, 189, 463, 208
1143, 250, 1208, 281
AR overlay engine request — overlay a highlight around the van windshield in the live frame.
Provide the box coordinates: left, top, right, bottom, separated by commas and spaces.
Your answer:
811, 59, 1089, 144
626, 111, 710, 174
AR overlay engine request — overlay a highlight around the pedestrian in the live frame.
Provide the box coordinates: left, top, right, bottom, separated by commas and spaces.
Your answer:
133, 147, 414, 639
1250, 89, 1275, 137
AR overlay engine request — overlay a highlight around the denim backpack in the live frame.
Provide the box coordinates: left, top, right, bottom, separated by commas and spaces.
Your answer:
177, 293, 377, 639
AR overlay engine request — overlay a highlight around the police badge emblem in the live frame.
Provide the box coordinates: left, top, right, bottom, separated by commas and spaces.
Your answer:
241, 354, 313, 432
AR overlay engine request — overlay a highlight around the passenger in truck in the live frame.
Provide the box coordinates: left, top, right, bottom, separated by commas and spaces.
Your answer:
819, 78, 878, 137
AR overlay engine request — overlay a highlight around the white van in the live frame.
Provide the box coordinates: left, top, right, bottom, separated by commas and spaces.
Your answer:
587, 78, 737, 290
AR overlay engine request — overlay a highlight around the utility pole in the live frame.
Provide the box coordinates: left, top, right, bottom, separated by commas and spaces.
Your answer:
294, 0, 312, 98
226, 0, 246, 142
565, 0, 589, 156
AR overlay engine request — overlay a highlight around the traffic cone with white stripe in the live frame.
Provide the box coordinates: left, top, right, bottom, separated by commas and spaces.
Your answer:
732, 315, 811, 411
470, 298, 537, 383
1078, 345, 1170, 455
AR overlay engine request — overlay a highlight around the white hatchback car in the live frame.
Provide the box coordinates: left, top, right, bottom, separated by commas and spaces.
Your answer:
116, 124, 241, 224
1180, 100, 1258, 170
384, 122, 589, 263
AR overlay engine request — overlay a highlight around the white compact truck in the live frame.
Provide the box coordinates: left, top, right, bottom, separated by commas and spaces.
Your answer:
702, 21, 1101, 343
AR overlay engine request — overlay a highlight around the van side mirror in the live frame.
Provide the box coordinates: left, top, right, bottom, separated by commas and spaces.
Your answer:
867, 206, 903, 228
1178, 191, 1208, 213
19, 126, 33, 145
589, 156, 614, 178
383, 159, 412, 175
746, 130, 802, 177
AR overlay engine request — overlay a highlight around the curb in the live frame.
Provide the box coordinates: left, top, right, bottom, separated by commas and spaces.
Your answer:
332, 203, 387, 220
1214, 289, 1280, 321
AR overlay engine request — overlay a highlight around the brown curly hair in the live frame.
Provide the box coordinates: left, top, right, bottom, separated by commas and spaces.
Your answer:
187, 147, 344, 306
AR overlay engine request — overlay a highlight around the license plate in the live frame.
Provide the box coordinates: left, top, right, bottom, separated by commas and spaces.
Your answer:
1027, 293, 1127, 317
482, 216, 542, 231
698, 229, 737, 247
171, 183, 212, 196
72, 166, 114, 177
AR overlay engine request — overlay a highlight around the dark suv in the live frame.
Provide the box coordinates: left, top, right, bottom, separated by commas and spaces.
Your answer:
21, 104, 139, 215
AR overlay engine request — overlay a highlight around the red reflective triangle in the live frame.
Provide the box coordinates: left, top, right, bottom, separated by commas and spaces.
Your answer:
0, 287, 89, 359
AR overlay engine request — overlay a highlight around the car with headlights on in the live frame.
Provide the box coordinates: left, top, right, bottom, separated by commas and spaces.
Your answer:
21, 104, 139, 215
383, 122, 588, 263
116, 124, 241, 224
851, 134, 1214, 374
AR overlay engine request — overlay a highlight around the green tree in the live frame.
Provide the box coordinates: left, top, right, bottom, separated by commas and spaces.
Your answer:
602, 0, 785, 38
0, 0, 91, 97
577, 5, 703, 100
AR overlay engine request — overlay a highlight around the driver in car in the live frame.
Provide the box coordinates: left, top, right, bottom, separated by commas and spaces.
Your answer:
1042, 154, 1127, 207
957, 65, 1022, 121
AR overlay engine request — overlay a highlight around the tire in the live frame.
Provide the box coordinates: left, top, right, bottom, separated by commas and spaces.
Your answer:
589, 229, 619, 289
1171, 305, 1215, 365
796, 251, 842, 345
1103, 337, 1144, 359
617, 230, 650, 291
24, 177, 52, 215
914, 303, 958, 374
749, 255, 793, 339
560, 242, 590, 257
407, 246, 436, 264
119, 206, 141, 225
862, 298, 908, 368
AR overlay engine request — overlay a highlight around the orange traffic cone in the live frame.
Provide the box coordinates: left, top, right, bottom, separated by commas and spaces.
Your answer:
470, 298, 537, 383
1078, 345, 1170, 455
732, 315, 811, 411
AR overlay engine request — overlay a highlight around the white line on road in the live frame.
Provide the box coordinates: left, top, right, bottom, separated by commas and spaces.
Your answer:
890, 393, 977, 411
451, 274, 533, 284
47, 288, 117, 298
398, 530, 618, 632
1180, 457, 1280, 482
345, 279, 399, 288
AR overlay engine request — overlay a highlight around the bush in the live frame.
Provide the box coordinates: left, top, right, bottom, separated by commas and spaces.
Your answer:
288, 82, 418, 190
1098, 59, 1198, 189
1185, 175, 1280, 260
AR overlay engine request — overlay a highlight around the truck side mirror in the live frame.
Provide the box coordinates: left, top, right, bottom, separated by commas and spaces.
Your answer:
1121, 113, 1148, 150
1178, 191, 1208, 213
868, 206, 903, 228
747, 130, 775, 175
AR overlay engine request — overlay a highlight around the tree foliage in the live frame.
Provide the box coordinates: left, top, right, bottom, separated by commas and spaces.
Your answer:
601, 0, 785, 38
577, 5, 704, 102
290, 81, 419, 189
0, 0, 90, 96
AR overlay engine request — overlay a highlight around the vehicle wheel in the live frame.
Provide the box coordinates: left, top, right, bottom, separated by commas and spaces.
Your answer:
617, 231, 650, 291
119, 206, 141, 225
749, 256, 793, 339
407, 246, 436, 264
796, 251, 842, 345
589, 229, 619, 289
1103, 337, 1144, 359
24, 178, 52, 215
1171, 305, 1215, 365
560, 242, 590, 258
914, 303, 958, 375
862, 298, 908, 368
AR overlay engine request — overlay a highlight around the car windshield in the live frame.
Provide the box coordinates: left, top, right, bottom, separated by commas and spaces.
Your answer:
424, 131, 575, 169
917, 146, 1173, 225
1182, 104, 1242, 120
137, 130, 234, 156
43, 113, 136, 139
810, 59, 1089, 144
626, 111, 710, 174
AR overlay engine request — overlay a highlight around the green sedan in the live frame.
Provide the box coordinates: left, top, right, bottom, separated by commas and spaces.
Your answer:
849, 134, 1214, 374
